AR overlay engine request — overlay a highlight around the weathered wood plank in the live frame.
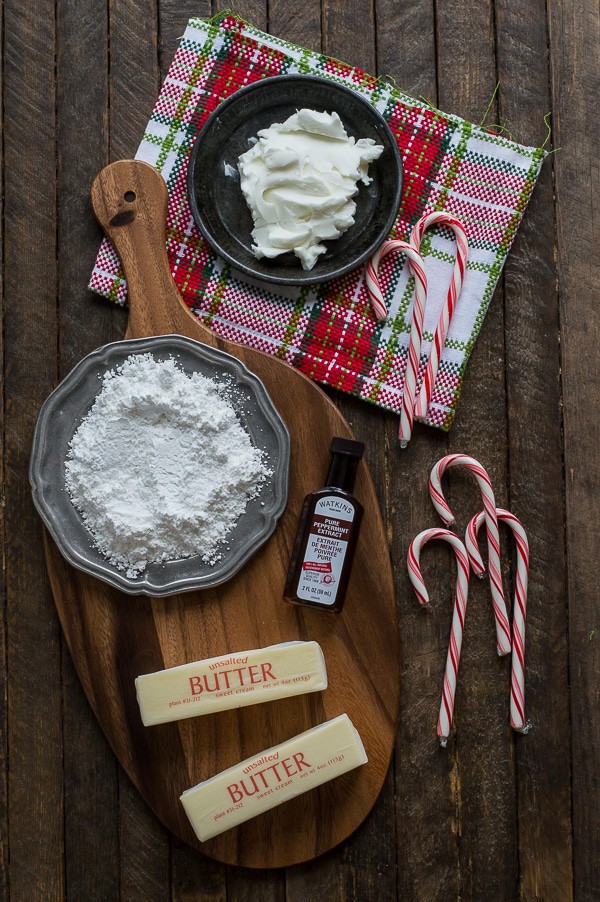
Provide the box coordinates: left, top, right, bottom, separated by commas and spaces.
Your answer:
3, 0, 64, 898
375, 2, 463, 899
171, 840, 229, 902
0, 1, 6, 897
322, 0, 375, 67
110, 0, 161, 161
228, 867, 285, 902
58, 0, 121, 370
494, 0, 574, 898
338, 765, 397, 900
270, 0, 321, 50
108, 0, 172, 894
119, 778, 172, 901
61, 670, 120, 901
391, 424, 469, 902
547, 0, 600, 898
56, 1, 123, 898
435, 0, 518, 898
376, 0, 437, 101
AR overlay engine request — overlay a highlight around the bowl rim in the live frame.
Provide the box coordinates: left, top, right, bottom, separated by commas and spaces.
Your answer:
186, 73, 403, 286
30, 334, 291, 597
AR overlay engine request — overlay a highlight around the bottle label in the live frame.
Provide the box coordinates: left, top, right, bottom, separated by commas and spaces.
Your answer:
296, 497, 355, 605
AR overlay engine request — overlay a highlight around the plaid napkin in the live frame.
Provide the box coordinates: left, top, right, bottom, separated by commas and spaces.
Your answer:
90, 12, 546, 430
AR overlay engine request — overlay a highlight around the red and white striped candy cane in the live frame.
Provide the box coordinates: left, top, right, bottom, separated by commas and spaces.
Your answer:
407, 528, 471, 746
466, 508, 531, 733
429, 454, 511, 657
409, 213, 468, 421
364, 240, 412, 322
364, 240, 428, 447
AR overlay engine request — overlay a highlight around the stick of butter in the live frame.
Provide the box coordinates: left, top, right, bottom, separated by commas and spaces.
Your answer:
135, 641, 327, 726
180, 714, 367, 841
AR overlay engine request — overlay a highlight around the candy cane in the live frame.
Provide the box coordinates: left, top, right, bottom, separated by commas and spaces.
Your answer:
429, 454, 511, 657
410, 213, 468, 421
365, 213, 467, 441
407, 528, 471, 746
364, 240, 415, 322
364, 240, 428, 446
466, 508, 531, 733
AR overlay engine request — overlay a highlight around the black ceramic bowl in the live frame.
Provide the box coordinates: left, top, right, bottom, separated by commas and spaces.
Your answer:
187, 75, 403, 286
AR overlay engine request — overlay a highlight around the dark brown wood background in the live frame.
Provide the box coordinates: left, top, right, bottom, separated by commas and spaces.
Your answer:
1, 0, 597, 898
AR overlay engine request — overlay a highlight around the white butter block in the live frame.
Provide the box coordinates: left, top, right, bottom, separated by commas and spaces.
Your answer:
135, 641, 327, 726
180, 713, 368, 841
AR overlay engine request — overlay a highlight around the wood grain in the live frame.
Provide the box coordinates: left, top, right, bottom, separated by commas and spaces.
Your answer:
119, 778, 171, 902
376, 0, 437, 102
547, 0, 600, 898
227, 866, 285, 902
437, 1, 518, 897
42, 160, 400, 869
4, 1, 65, 899
110, 0, 160, 162
172, 839, 231, 902
270, 0, 321, 50
0, 0, 6, 895
56, 1, 123, 897
375, 2, 462, 899
1, 0, 589, 896
495, 0, 574, 898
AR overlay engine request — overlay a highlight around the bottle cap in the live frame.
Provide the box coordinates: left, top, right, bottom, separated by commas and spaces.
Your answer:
326, 437, 364, 492
329, 437, 364, 459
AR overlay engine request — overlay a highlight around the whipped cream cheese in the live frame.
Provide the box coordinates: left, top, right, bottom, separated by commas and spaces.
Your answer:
237, 108, 384, 270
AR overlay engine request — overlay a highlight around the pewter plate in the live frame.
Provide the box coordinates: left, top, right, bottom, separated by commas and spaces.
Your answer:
187, 74, 403, 286
30, 335, 290, 597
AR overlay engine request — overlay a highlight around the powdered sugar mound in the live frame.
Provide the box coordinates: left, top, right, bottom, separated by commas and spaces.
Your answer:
65, 353, 271, 577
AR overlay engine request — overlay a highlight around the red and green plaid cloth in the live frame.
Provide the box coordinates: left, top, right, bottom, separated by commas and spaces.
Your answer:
90, 12, 546, 430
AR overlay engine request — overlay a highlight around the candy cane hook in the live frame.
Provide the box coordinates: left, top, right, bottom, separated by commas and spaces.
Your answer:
407, 528, 471, 747
410, 213, 468, 421
466, 508, 531, 733
365, 240, 423, 322
429, 454, 511, 657
365, 240, 428, 446
365, 212, 467, 443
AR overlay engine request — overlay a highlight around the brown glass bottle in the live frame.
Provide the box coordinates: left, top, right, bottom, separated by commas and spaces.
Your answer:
283, 437, 364, 612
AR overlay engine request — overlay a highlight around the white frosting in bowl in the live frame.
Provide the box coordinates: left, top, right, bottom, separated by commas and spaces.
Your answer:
237, 109, 384, 271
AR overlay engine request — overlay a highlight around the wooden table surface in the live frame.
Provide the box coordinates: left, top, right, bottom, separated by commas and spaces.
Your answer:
2, 0, 597, 899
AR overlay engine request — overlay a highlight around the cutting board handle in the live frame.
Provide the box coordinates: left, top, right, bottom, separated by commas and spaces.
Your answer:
90, 160, 218, 344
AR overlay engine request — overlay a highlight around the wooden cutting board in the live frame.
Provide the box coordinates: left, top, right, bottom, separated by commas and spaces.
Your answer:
43, 160, 400, 868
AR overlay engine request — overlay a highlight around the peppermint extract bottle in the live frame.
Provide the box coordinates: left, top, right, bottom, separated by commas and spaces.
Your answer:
283, 437, 364, 612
